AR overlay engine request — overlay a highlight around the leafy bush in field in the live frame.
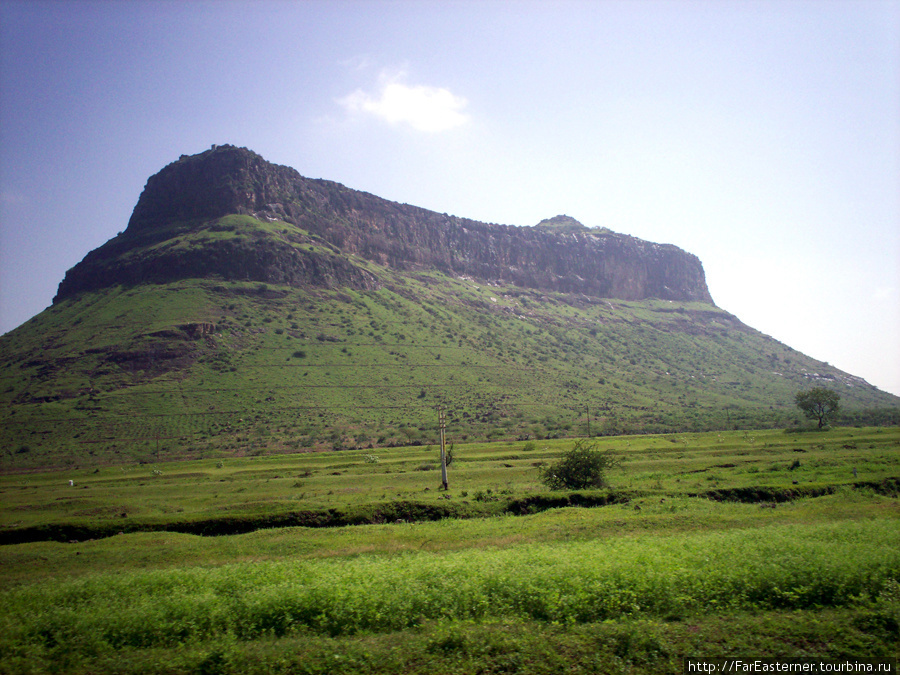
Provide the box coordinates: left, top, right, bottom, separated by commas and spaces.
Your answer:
539, 439, 619, 490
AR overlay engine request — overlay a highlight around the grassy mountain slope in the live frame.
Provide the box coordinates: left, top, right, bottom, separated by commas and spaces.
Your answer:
2, 215, 896, 470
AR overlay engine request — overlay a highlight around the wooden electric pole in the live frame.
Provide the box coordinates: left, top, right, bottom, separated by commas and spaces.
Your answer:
439, 409, 448, 490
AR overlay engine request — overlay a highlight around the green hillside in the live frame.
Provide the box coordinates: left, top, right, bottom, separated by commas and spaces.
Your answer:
2, 222, 896, 470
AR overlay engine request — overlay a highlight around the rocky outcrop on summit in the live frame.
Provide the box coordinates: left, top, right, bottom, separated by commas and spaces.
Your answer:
55, 145, 714, 304
54, 236, 379, 301
125, 146, 315, 232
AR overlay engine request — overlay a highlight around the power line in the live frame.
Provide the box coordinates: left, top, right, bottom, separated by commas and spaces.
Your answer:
4, 400, 580, 429
246, 363, 530, 369
81, 381, 520, 397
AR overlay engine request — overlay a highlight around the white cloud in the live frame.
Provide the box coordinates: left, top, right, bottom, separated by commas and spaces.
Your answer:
339, 74, 470, 133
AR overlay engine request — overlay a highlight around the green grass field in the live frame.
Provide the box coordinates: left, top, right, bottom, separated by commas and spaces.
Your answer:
1, 426, 898, 673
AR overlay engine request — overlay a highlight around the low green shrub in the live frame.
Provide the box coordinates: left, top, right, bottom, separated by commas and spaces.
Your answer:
539, 439, 620, 490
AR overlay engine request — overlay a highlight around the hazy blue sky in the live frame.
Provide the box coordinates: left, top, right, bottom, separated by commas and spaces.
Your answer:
2, 0, 898, 396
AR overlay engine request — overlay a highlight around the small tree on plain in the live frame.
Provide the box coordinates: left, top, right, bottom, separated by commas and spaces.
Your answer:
539, 439, 620, 490
795, 387, 841, 429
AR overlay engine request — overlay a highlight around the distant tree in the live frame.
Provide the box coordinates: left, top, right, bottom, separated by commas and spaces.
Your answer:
795, 387, 841, 429
539, 439, 620, 490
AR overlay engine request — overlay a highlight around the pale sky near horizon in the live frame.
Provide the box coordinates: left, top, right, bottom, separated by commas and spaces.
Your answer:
1, 0, 899, 396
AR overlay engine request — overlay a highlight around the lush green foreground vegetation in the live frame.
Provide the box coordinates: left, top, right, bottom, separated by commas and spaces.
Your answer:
1, 426, 898, 673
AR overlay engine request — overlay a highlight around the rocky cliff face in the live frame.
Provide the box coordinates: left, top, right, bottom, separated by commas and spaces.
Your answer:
55, 144, 714, 304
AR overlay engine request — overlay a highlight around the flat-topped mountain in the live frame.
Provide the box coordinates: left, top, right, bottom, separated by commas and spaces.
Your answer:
2, 144, 896, 470
55, 144, 713, 304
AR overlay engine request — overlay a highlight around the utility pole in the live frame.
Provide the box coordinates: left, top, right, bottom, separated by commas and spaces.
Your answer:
439, 409, 448, 490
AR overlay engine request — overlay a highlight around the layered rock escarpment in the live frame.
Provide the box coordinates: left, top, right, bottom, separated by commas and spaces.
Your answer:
55, 144, 714, 304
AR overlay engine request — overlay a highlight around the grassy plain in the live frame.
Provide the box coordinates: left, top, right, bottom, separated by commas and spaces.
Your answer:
0, 426, 898, 673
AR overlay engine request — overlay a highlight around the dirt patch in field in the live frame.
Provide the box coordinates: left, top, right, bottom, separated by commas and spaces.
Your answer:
1, 478, 895, 545
696, 477, 899, 503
